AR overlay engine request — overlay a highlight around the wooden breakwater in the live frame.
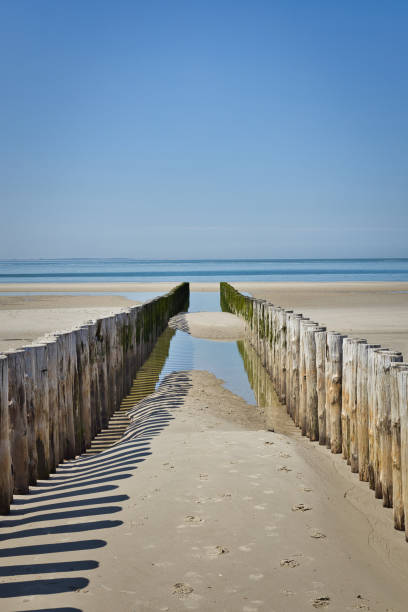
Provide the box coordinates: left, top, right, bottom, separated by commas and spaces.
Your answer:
0, 283, 189, 514
221, 282, 408, 540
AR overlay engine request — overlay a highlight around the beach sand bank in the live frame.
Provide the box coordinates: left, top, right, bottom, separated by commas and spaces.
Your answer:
0, 293, 139, 352
235, 281, 408, 357
1, 281, 408, 354
2, 369, 407, 611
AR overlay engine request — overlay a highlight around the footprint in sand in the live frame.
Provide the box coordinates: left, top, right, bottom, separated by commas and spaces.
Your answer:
279, 452, 291, 458
207, 545, 229, 557
280, 559, 300, 568
312, 596, 330, 608
292, 503, 312, 512
184, 515, 203, 524
264, 441, 274, 446
173, 583, 194, 597
278, 465, 292, 472
310, 528, 326, 539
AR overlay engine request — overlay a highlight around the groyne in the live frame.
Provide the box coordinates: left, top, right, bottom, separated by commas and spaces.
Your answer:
0, 283, 189, 513
221, 282, 408, 540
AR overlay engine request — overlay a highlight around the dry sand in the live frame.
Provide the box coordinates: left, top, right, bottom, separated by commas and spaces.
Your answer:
235, 281, 408, 358
0, 294, 139, 352
1, 369, 407, 611
1, 279, 407, 355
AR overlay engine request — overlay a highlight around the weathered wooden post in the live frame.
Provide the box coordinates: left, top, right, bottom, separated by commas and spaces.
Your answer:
299, 320, 318, 436
280, 310, 293, 405
30, 344, 50, 478
7, 349, 29, 493
291, 314, 305, 428
305, 325, 326, 442
357, 343, 380, 482
266, 304, 274, 378
43, 339, 59, 472
390, 363, 408, 530
349, 339, 367, 473
368, 346, 380, 490
87, 322, 101, 439
341, 337, 353, 462
95, 318, 109, 429
0, 355, 12, 513
24, 346, 38, 484
75, 326, 91, 453
397, 368, 408, 540
376, 350, 403, 506
315, 327, 327, 445
326, 332, 345, 454
285, 312, 294, 416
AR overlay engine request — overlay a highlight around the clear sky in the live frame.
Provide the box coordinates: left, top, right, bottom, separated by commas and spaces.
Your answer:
1, 1, 407, 259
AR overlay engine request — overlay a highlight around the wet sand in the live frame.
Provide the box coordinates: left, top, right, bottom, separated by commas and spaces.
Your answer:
169, 311, 246, 340
1, 369, 407, 611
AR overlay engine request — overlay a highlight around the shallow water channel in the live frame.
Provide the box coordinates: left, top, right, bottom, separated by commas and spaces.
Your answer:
122, 291, 281, 412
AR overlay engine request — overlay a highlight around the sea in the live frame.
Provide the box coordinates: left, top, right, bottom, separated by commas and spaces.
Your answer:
1, 258, 408, 283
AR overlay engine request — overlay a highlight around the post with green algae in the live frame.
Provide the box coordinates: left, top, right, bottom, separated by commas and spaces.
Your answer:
219, 280, 408, 540
0, 281, 189, 515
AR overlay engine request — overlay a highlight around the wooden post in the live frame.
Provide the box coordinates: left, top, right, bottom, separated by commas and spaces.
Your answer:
76, 326, 92, 452
280, 310, 293, 405
357, 343, 380, 482
266, 304, 274, 379
0, 355, 12, 514
398, 368, 408, 540
299, 320, 318, 436
43, 340, 59, 473
66, 333, 77, 460
31, 344, 50, 479
376, 350, 403, 506
305, 325, 326, 442
349, 339, 367, 473
368, 347, 380, 490
273, 307, 282, 391
326, 332, 345, 454
291, 315, 305, 428
390, 363, 408, 530
24, 346, 38, 484
315, 328, 327, 445
7, 349, 29, 493
341, 337, 353, 462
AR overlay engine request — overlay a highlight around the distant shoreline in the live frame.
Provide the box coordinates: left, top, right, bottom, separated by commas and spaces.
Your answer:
1, 280, 408, 293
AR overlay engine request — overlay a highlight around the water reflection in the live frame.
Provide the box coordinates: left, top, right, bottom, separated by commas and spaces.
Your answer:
237, 339, 294, 434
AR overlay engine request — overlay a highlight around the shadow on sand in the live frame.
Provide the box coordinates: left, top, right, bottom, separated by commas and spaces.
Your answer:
0, 325, 191, 607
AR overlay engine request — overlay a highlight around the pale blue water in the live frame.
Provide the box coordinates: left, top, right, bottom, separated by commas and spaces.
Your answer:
156, 291, 257, 404
1, 258, 408, 283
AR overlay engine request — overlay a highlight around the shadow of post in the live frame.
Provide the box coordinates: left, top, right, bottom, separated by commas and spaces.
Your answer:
0, 326, 191, 603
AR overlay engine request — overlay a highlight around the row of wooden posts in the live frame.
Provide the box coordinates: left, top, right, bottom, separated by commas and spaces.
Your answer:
220, 282, 408, 540
0, 283, 189, 514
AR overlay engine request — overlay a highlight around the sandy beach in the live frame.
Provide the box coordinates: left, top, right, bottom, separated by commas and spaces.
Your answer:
234, 281, 408, 358
0, 294, 140, 353
1, 281, 408, 609
1, 281, 407, 355
1, 368, 408, 611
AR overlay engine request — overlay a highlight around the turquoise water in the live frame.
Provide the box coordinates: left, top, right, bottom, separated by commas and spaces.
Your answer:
1, 258, 408, 282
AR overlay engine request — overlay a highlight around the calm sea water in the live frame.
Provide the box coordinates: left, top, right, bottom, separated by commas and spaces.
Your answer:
0, 258, 408, 283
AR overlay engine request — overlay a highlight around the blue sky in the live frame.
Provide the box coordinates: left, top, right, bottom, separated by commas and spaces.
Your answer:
1, 1, 407, 258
